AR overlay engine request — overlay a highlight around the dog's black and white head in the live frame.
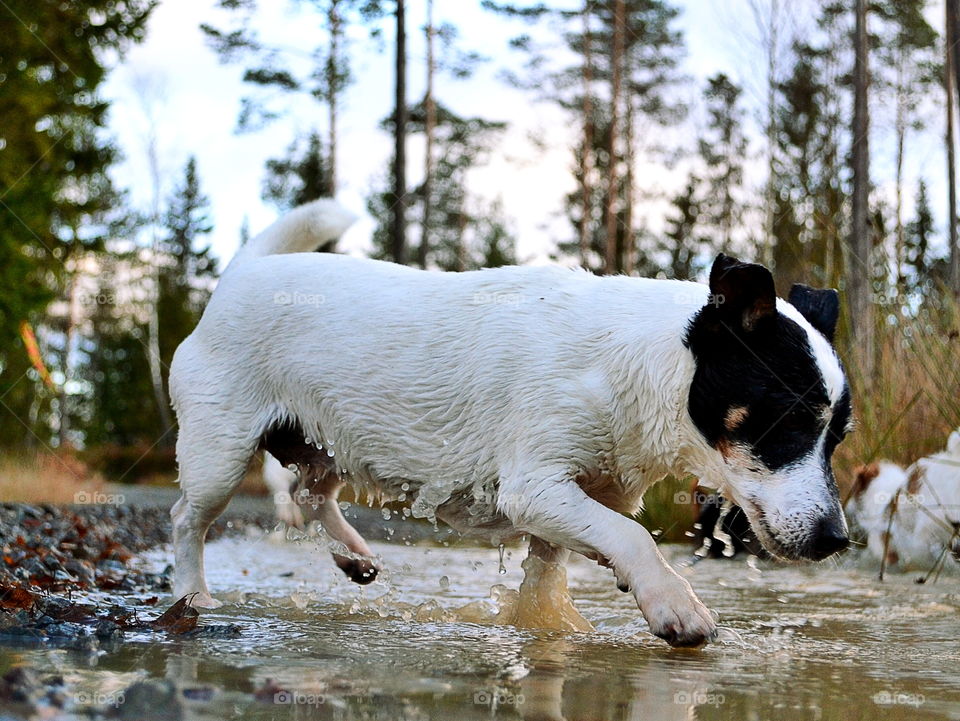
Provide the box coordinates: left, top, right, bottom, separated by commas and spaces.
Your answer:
684, 254, 853, 561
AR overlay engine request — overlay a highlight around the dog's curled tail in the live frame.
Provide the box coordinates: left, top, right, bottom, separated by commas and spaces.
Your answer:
226, 199, 357, 271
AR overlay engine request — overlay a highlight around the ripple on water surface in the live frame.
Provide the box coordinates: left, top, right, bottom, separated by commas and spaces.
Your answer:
4, 532, 960, 720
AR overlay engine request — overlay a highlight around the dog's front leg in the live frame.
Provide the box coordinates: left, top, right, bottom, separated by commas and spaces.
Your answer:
499, 476, 717, 647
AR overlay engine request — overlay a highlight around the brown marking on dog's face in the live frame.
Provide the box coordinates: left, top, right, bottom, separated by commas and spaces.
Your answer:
724, 406, 749, 432
714, 438, 757, 469
851, 462, 880, 498
906, 466, 925, 496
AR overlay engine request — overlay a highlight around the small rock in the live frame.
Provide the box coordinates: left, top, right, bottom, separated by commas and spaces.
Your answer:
95, 619, 124, 641
0, 666, 42, 703
181, 686, 215, 702
109, 679, 184, 721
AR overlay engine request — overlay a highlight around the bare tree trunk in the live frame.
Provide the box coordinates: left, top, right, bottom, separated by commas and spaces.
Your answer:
419, 0, 435, 269
951, 0, 960, 119
58, 269, 80, 449
894, 59, 906, 298
391, 0, 407, 264
603, 0, 625, 275
578, 0, 594, 267
457, 204, 468, 272
623, 94, 635, 275
948, 0, 960, 294
327, 0, 341, 195
133, 75, 175, 441
763, 2, 779, 269
747, 0, 782, 269
849, 0, 873, 371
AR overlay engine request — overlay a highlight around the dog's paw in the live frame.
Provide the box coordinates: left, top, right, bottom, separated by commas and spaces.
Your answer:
636, 581, 717, 648
334, 556, 379, 585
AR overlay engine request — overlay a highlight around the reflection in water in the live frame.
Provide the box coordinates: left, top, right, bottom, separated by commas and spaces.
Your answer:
2, 533, 958, 720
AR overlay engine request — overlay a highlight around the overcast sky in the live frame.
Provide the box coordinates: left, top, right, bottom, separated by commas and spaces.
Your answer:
102, 0, 949, 275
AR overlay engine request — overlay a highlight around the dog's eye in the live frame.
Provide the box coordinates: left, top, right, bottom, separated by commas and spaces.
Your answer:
778, 409, 810, 428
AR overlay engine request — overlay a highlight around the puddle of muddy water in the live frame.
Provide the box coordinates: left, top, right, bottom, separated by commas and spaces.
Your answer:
2, 529, 959, 720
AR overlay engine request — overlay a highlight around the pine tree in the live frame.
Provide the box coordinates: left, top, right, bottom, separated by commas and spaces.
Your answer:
660, 176, 702, 280
263, 131, 334, 209
698, 73, 749, 255
202, 0, 375, 193
905, 179, 941, 297
368, 103, 511, 270
0, 0, 153, 447
772, 35, 847, 291
157, 158, 217, 375
491, 0, 686, 273
80, 251, 159, 449
873, 0, 938, 298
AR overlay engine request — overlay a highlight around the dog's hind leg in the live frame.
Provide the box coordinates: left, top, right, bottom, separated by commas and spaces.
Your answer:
171, 420, 257, 608
499, 472, 717, 647
504, 536, 593, 632
301, 471, 379, 584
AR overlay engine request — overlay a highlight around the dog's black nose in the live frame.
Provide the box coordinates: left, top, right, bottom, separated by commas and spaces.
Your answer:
810, 518, 849, 560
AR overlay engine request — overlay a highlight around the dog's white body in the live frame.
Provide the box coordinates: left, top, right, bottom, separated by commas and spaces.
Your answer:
170, 200, 847, 645
849, 433, 960, 570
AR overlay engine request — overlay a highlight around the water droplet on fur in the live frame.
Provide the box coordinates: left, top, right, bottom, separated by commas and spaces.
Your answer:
381, 508, 391, 521
327, 448, 335, 457
401, 483, 410, 491
339, 501, 351, 511
498, 544, 507, 575
304, 437, 312, 445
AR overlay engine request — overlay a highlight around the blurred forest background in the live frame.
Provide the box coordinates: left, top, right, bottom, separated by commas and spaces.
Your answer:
0, 0, 959, 515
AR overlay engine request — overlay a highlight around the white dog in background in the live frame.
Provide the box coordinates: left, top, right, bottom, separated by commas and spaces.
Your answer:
169, 199, 853, 646
847, 429, 960, 571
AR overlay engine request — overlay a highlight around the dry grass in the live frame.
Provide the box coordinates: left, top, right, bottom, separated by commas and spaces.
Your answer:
0, 451, 105, 504
835, 298, 960, 496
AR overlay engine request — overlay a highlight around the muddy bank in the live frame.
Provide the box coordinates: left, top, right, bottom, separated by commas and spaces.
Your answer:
0, 501, 268, 651
0, 501, 271, 595
0, 494, 456, 647
0, 501, 270, 718
0, 494, 465, 719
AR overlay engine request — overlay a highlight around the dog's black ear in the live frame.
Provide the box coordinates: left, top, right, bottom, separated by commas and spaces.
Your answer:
707, 253, 777, 333
788, 284, 839, 342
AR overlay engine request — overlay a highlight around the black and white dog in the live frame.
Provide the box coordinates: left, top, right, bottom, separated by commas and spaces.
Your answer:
169, 200, 852, 646
691, 490, 766, 559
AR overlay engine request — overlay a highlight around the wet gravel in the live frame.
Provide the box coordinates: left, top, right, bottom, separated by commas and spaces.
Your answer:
0, 491, 460, 718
